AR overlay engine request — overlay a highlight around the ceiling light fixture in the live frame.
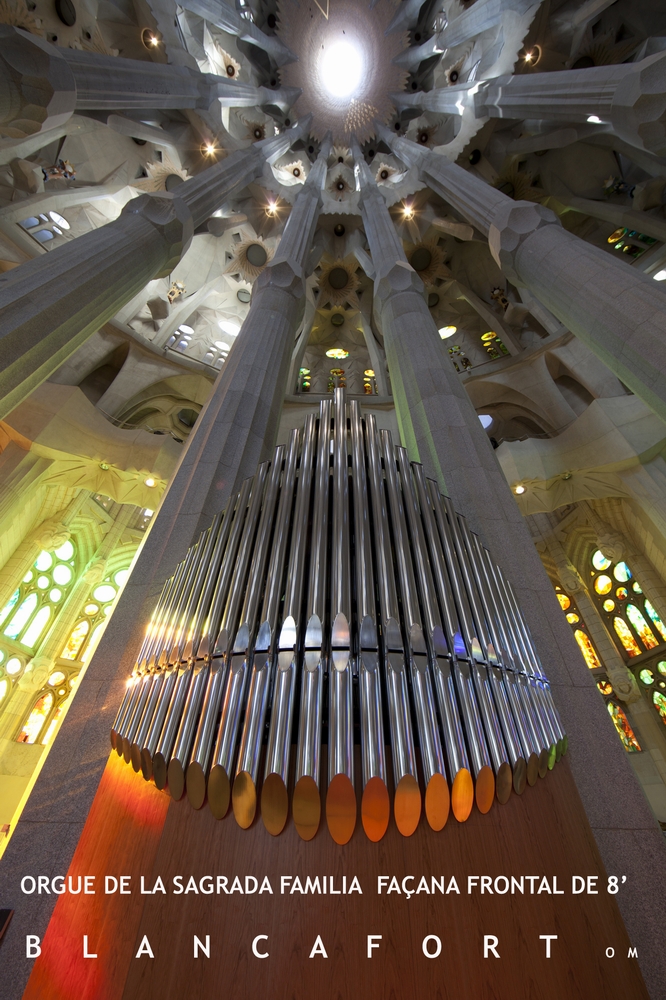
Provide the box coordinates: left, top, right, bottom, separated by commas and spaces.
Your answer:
144, 477, 156, 488
586, 115, 602, 124
514, 485, 525, 495
179, 324, 194, 334
202, 142, 217, 156
653, 270, 666, 281
218, 320, 240, 336
439, 325, 457, 339
214, 341, 230, 350
320, 39, 364, 99
403, 203, 414, 220
266, 201, 277, 216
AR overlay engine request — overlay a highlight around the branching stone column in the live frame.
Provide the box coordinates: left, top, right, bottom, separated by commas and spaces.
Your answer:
476, 53, 666, 157
356, 134, 666, 995
0, 118, 310, 418
378, 125, 666, 425
179, 0, 296, 66
0, 26, 301, 131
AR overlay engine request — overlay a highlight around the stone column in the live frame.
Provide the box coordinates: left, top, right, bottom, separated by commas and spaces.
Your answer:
531, 513, 640, 703
0, 27, 300, 134
0, 118, 311, 418
393, 0, 538, 71
476, 53, 666, 157
179, 0, 296, 66
356, 135, 666, 996
553, 189, 666, 247
378, 125, 666, 426
0, 143, 332, 965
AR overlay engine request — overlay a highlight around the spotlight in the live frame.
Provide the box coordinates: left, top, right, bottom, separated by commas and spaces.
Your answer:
144, 477, 156, 488
514, 485, 525, 495
203, 142, 217, 157
403, 203, 414, 220
266, 201, 277, 216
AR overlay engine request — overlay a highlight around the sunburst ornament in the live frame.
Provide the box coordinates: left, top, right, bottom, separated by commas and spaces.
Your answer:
404, 240, 448, 286
332, 146, 353, 167
217, 47, 241, 79
275, 159, 307, 185
243, 119, 268, 142
493, 165, 543, 203
0, 0, 43, 34
225, 235, 274, 281
277, 0, 407, 143
133, 154, 189, 192
317, 255, 361, 308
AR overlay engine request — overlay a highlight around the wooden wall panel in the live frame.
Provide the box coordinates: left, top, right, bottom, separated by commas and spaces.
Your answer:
23, 752, 649, 1000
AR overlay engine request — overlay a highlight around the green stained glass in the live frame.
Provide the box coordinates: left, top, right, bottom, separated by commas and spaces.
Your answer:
639, 669, 654, 686
658, 661, 666, 677
643, 599, 666, 643
653, 690, 666, 724
614, 561, 632, 583
0, 589, 20, 627
4, 593, 38, 639
632, 581, 643, 594
592, 550, 611, 571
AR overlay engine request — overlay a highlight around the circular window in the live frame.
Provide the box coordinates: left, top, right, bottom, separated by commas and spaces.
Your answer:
49, 589, 62, 602
246, 244, 268, 268
49, 671, 66, 686
556, 593, 571, 610
639, 669, 654, 685
616, 587, 628, 600
237, 289, 251, 303
632, 581, 643, 594
614, 562, 632, 583
93, 585, 117, 603
428, 292, 440, 308
594, 575, 612, 596
331, 313, 345, 327
328, 267, 349, 290
37, 576, 49, 590
6, 657, 22, 675
53, 564, 72, 586
566, 613, 579, 624
114, 570, 129, 587
84, 603, 99, 616
597, 680, 613, 695
49, 211, 70, 231
603, 599, 615, 612
55, 540, 74, 560
591, 550, 611, 571
657, 661, 666, 677
35, 551, 53, 572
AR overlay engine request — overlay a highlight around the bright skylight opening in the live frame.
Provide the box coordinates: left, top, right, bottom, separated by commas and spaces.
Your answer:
218, 320, 240, 336
320, 40, 364, 99
478, 414, 493, 429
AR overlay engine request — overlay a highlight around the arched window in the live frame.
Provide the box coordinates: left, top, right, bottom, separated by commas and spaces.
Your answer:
59, 567, 128, 663
653, 690, 666, 725
590, 550, 666, 659
17, 691, 54, 744
554, 586, 603, 670
607, 701, 641, 752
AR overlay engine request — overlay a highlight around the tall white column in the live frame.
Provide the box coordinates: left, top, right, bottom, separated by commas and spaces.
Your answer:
377, 125, 666, 426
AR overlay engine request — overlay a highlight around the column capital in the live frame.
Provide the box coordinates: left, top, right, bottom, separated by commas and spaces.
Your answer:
0, 25, 76, 138
487, 200, 560, 284
120, 193, 194, 278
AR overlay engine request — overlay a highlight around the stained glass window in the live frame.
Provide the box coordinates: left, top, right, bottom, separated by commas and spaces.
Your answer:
566, 612, 579, 624
592, 550, 612, 571
625, 604, 659, 650
0, 589, 20, 626
603, 600, 615, 612
616, 587, 628, 600
644, 600, 666, 643
17, 691, 54, 744
4, 594, 38, 639
607, 701, 641, 752
639, 669, 654, 685
653, 690, 666, 724
594, 575, 612, 595
0, 679, 7, 702
21, 606, 51, 649
40, 705, 63, 745
614, 562, 632, 583
632, 581, 643, 595
556, 593, 571, 610
658, 661, 666, 677
613, 617, 642, 657
60, 620, 89, 661
597, 680, 613, 695
574, 629, 602, 669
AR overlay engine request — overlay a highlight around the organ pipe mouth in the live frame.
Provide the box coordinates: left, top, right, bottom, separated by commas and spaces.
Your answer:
232, 771, 257, 829
451, 769, 474, 823
361, 777, 390, 842
394, 775, 421, 837
261, 773, 290, 836
424, 773, 450, 831
208, 765, 231, 819
325, 773, 357, 845
475, 765, 495, 815
293, 776, 320, 841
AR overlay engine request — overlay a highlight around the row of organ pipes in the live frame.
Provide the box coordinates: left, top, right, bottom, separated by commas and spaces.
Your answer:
111, 390, 566, 844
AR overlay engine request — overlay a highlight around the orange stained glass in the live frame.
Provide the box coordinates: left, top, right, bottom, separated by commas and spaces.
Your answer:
613, 617, 641, 657
625, 604, 659, 650
644, 599, 666, 643
557, 593, 571, 611
597, 680, 613, 695
607, 701, 641, 752
61, 619, 89, 660
17, 691, 54, 744
574, 629, 602, 670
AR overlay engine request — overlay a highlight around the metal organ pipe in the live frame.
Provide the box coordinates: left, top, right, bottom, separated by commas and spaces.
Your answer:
111, 400, 566, 844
